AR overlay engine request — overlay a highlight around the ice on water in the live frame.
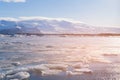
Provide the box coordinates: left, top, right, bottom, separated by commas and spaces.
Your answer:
0, 35, 120, 79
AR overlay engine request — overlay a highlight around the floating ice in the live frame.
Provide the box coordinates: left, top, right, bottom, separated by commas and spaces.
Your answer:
74, 68, 93, 74
43, 64, 68, 71
66, 71, 82, 76
0, 73, 5, 79
11, 62, 21, 66
29, 64, 68, 76
41, 70, 62, 76
6, 71, 30, 80
66, 68, 92, 76
9, 79, 19, 80
29, 64, 49, 72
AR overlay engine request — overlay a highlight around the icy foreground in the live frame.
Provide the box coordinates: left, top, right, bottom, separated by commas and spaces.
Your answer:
0, 35, 120, 80
0, 17, 120, 35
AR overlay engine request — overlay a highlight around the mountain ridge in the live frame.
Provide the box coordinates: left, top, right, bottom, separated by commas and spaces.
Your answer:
0, 17, 120, 35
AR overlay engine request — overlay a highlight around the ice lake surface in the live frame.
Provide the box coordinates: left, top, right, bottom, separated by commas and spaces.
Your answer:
0, 35, 120, 80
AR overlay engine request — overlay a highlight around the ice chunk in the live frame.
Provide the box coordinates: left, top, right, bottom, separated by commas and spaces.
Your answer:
6, 71, 30, 80
41, 70, 62, 76
29, 64, 68, 76
74, 68, 93, 74
6, 67, 29, 76
0, 73, 5, 79
66, 68, 92, 76
11, 62, 21, 66
44, 64, 68, 71
29, 64, 49, 72
66, 71, 82, 76
30, 64, 67, 71
10, 79, 19, 80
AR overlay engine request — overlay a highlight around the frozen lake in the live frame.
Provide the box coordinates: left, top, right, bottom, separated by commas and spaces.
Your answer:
0, 35, 120, 80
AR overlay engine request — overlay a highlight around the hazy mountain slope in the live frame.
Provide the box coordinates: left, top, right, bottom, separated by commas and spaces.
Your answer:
0, 17, 120, 35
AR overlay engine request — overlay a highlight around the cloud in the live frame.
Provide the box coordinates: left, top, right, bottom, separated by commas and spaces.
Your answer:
0, 0, 26, 3
19, 16, 83, 23
0, 17, 18, 21
0, 16, 85, 24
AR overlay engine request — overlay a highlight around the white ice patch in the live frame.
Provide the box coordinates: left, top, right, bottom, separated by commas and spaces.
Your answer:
42, 64, 68, 71
41, 70, 62, 76
66, 71, 82, 76
66, 68, 92, 76
29, 64, 68, 76
11, 62, 21, 66
1, 63, 68, 78
6, 71, 30, 80
74, 68, 93, 74
0, 73, 5, 79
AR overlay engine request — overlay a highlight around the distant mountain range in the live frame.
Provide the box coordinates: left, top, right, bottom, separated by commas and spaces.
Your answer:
0, 17, 120, 35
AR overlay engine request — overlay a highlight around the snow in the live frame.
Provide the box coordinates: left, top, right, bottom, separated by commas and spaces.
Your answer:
0, 17, 119, 35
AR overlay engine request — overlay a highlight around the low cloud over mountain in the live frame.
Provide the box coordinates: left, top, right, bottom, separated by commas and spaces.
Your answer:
0, 0, 26, 3
0, 17, 120, 35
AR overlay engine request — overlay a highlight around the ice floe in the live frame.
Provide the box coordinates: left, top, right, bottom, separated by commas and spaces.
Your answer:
0, 62, 93, 78
43, 64, 68, 71
6, 71, 30, 80
11, 62, 21, 66
29, 64, 68, 76
66, 68, 92, 76
41, 70, 62, 76
72, 63, 89, 69
66, 71, 82, 76
74, 68, 93, 74
0, 73, 5, 79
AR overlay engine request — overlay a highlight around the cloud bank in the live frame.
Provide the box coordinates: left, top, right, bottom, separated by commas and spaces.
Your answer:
0, 0, 26, 3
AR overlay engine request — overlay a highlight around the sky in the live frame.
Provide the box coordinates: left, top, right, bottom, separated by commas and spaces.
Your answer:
0, 0, 119, 27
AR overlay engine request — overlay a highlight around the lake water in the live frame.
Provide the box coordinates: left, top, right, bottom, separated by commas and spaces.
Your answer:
0, 35, 120, 80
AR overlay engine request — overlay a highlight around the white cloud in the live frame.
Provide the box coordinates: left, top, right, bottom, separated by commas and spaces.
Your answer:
0, 17, 18, 21
0, 0, 26, 3
19, 16, 83, 23
0, 16, 84, 24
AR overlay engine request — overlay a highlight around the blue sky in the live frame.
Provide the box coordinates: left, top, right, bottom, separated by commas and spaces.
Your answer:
0, 0, 119, 27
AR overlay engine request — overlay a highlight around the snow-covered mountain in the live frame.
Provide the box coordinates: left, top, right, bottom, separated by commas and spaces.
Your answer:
0, 17, 120, 35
